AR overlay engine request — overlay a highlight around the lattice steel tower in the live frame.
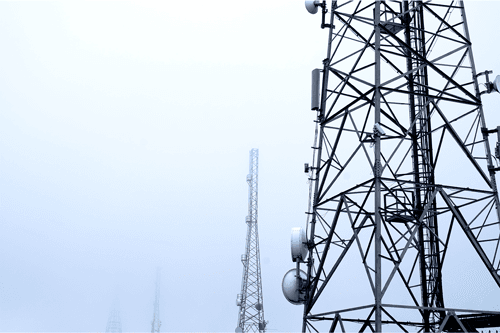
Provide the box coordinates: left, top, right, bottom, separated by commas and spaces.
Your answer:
105, 301, 122, 333
286, 1, 500, 332
236, 149, 266, 333
151, 268, 161, 333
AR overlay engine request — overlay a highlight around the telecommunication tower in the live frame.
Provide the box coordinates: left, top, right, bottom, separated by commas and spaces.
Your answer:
151, 268, 161, 333
236, 148, 267, 333
105, 302, 122, 333
283, 1, 500, 332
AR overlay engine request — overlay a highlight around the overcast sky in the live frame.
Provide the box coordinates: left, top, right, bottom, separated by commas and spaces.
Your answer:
1, 1, 500, 332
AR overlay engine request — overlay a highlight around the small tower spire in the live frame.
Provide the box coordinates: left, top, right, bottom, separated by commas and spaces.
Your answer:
151, 268, 161, 333
236, 149, 266, 333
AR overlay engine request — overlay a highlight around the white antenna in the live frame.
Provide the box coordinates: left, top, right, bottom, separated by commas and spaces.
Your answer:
282, 268, 307, 305
282, 227, 308, 305
291, 227, 308, 262
305, 0, 321, 14
493, 75, 500, 92
478, 70, 500, 94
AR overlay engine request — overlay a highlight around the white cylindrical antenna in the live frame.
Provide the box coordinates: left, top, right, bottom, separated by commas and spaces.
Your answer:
374, 123, 386, 136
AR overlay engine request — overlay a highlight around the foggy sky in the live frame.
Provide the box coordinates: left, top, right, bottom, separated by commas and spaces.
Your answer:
1, 1, 500, 332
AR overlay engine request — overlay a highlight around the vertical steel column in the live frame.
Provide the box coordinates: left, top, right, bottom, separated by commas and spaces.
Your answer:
374, 2, 382, 332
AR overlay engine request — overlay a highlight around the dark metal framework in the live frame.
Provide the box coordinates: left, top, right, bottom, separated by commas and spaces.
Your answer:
237, 149, 266, 333
302, 1, 500, 332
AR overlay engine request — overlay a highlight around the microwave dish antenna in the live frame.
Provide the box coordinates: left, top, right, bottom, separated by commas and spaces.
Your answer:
305, 0, 321, 14
282, 268, 307, 305
291, 227, 308, 262
493, 75, 500, 92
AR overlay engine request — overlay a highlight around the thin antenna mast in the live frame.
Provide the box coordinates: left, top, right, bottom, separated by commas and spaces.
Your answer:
151, 268, 161, 333
236, 149, 267, 333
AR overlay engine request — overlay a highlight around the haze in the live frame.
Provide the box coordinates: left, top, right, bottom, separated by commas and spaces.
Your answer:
1, 1, 500, 332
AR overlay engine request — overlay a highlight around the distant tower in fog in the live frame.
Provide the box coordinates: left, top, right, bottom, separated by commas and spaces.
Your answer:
151, 268, 161, 333
235, 149, 267, 333
105, 302, 122, 333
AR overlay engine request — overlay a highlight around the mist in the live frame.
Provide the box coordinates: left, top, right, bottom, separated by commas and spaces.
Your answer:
1, 1, 500, 331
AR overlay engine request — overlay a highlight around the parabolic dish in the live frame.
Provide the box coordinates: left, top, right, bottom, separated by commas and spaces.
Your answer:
235, 327, 243, 333
291, 227, 308, 262
282, 268, 307, 305
493, 75, 500, 93
305, 0, 319, 14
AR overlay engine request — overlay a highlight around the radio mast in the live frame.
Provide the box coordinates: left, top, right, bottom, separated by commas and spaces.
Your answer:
236, 149, 266, 333
105, 301, 122, 333
151, 268, 161, 333
284, 1, 500, 332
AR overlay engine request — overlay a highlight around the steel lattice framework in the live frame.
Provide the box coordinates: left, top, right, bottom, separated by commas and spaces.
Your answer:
300, 1, 500, 332
236, 149, 266, 333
